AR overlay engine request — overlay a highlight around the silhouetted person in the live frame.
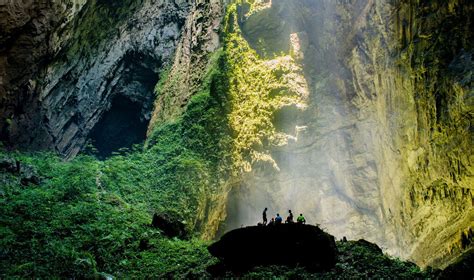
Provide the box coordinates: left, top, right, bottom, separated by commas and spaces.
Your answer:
285, 209, 294, 223
262, 207, 268, 225
275, 213, 283, 225
267, 217, 275, 226
297, 213, 306, 224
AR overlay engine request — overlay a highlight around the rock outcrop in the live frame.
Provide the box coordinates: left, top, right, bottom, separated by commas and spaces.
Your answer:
0, 157, 41, 185
151, 213, 188, 239
208, 224, 337, 271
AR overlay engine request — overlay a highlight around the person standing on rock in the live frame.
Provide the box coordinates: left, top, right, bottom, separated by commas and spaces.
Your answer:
262, 207, 268, 225
286, 209, 294, 223
275, 213, 283, 225
297, 213, 306, 224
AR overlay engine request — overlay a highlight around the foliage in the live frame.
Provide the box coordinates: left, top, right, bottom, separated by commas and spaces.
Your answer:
65, 0, 143, 59
222, 241, 436, 279
0, 156, 437, 279
222, 3, 307, 173
0, 150, 219, 278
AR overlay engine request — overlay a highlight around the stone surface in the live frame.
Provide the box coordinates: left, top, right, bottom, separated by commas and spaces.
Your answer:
0, 157, 40, 185
149, 0, 224, 130
151, 213, 188, 239
438, 249, 474, 280
1, 0, 192, 158
208, 224, 337, 271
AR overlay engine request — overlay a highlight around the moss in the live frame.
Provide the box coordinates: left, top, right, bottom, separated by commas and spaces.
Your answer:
222, 3, 307, 173
65, 0, 143, 59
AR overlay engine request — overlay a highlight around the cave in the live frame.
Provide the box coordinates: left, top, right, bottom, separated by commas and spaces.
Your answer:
87, 51, 159, 159
88, 95, 148, 159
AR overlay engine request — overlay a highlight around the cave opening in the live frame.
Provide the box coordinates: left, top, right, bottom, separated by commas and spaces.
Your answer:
87, 51, 160, 159
88, 95, 148, 159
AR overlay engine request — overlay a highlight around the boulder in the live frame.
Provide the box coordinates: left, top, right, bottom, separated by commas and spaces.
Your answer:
0, 158, 20, 173
151, 213, 188, 239
20, 164, 41, 186
208, 224, 337, 272
438, 249, 474, 280
0, 157, 41, 185
354, 239, 383, 254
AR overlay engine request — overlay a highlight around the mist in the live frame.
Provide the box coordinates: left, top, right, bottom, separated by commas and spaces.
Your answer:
223, 0, 396, 255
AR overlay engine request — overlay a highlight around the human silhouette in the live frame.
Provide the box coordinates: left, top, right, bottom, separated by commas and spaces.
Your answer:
267, 217, 275, 226
286, 209, 294, 223
275, 213, 283, 225
297, 213, 306, 224
262, 207, 268, 225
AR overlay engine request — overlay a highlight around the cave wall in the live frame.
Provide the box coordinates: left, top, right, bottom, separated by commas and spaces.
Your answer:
1, 0, 192, 157
147, 0, 227, 238
216, 0, 473, 268
0, 0, 87, 147
358, 0, 473, 267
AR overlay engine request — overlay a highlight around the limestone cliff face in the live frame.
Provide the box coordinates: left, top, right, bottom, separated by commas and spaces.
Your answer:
147, 0, 227, 239
0, 0, 86, 148
1, 0, 192, 157
149, 0, 224, 128
220, 0, 473, 268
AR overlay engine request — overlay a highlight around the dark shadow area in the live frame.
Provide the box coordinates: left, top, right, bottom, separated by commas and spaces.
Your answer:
89, 96, 148, 159
87, 51, 159, 159
272, 105, 300, 135
239, 6, 291, 58
208, 224, 337, 274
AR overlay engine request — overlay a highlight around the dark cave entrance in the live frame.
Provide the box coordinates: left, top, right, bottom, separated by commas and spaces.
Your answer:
87, 51, 160, 159
89, 96, 148, 159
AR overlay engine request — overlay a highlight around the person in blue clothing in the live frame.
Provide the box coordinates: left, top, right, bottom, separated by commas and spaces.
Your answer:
275, 213, 283, 225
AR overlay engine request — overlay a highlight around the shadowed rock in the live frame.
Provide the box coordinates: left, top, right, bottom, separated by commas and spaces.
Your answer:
208, 224, 337, 272
438, 249, 474, 280
151, 213, 188, 239
354, 239, 383, 255
0, 157, 41, 185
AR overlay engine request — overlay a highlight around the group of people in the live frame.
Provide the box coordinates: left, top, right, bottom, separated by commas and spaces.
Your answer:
262, 208, 306, 226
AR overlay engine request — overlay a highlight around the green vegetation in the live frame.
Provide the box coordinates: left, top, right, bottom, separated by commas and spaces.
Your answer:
65, 0, 143, 59
233, 241, 436, 279
222, 3, 307, 172
0, 150, 218, 278
1, 43, 233, 277
0, 163, 437, 278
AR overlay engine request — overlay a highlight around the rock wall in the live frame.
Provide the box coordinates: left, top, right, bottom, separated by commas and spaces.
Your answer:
0, 0, 86, 147
1, 0, 192, 157
222, 0, 473, 268
149, 0, 224, 129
